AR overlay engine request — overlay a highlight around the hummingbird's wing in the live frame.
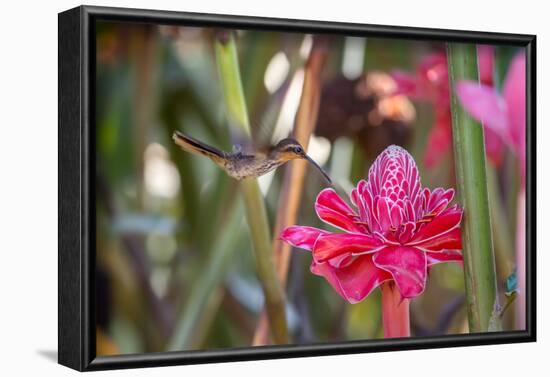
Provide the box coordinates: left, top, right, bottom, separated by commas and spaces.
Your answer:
253, 95, 282, 147
173, 131, 227, 168
227, 83, 287, 154
227, 126, 268, 156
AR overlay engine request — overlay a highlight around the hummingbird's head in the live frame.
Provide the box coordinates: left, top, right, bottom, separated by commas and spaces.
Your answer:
273, 138, 307, 161
272, 138, 332, 184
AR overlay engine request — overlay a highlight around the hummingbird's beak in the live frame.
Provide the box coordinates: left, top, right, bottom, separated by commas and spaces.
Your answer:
303, 154, 332, 184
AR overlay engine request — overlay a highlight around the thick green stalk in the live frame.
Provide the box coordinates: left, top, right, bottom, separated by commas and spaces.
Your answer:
447, 43, 500, 332
215, 32, 289, 344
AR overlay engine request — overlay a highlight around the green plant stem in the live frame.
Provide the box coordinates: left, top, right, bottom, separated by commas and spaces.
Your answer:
252, 42, 327, 346
447, 43, 500, 332
167, 206, 244, 350
515, 188, 526, 329
487, 165, 514, 282
215, 32, 289, 344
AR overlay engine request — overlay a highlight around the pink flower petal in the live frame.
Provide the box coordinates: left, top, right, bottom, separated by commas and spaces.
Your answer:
280, 226, 329, 251
315, 206, 363, 234
426, 187, 443, 208
312, 233, 384, 263
390, 71, 422, 98
410, 227, 462, 252
425, 187, 454, 216
409, 206, 463, 245
375, 196, 392, 232
421, 187, 431, 211
361, 185, 378, 229
426, 249, 463, 266
477, 45, 495, 86
316, 188, 355, 216
390, 204, 404, 228
311, 255, 392, 304
398, 221, 416, 244
417, 53, 448, 99
310, 261, 345, 299
373, 246, 428, 298
485, 127, 505, 166
428, 188, 454, 208
351, 188, 368, 223
327, 253, 355, 268
315, 188, 363, 233
424, 111, 452, 168
456, 81, 510, 141
503, 52, 526, 168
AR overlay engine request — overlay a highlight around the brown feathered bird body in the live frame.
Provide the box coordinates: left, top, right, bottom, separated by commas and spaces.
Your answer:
172, 131, 331, 182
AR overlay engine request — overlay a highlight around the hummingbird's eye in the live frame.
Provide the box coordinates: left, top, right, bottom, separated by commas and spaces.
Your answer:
293, 146, 303, 154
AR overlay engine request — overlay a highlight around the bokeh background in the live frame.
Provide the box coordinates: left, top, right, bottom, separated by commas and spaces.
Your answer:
95, 20, 523, 355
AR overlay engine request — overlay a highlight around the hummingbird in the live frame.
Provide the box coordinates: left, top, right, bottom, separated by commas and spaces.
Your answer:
172, 130, 332, 183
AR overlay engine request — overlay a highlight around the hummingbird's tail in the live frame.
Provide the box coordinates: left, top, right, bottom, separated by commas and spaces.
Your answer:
172, 131, 226, 166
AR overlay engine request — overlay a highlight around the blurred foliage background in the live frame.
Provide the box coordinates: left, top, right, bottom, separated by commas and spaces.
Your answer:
95, 20, 522, 355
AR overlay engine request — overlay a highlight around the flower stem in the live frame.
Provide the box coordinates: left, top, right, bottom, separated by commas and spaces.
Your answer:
515, 188, 526, 329
447, 43, 500, 332
215, 31, 289, 344
380, 282, 410, 338
487, 165, 514, 282
252, 40, 327, 346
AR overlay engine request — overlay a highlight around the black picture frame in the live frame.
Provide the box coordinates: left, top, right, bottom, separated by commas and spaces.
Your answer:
58, 5, 537, 372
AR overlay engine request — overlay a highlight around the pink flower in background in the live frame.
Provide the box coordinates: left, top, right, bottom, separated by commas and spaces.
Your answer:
477, 45, 495, 86
391, 53, 451, 168
477, 46, 505, 165
280, 145, 463, 302
391, 47, 503, 167
456, 52, 526, 183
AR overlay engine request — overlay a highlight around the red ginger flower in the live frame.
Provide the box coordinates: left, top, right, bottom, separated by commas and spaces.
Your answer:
391, 48, 503, 168
456, 51, 526, 184
281, 145, 463, 302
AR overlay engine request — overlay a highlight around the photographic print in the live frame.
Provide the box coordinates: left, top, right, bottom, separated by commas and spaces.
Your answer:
58, 6, 535, 371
